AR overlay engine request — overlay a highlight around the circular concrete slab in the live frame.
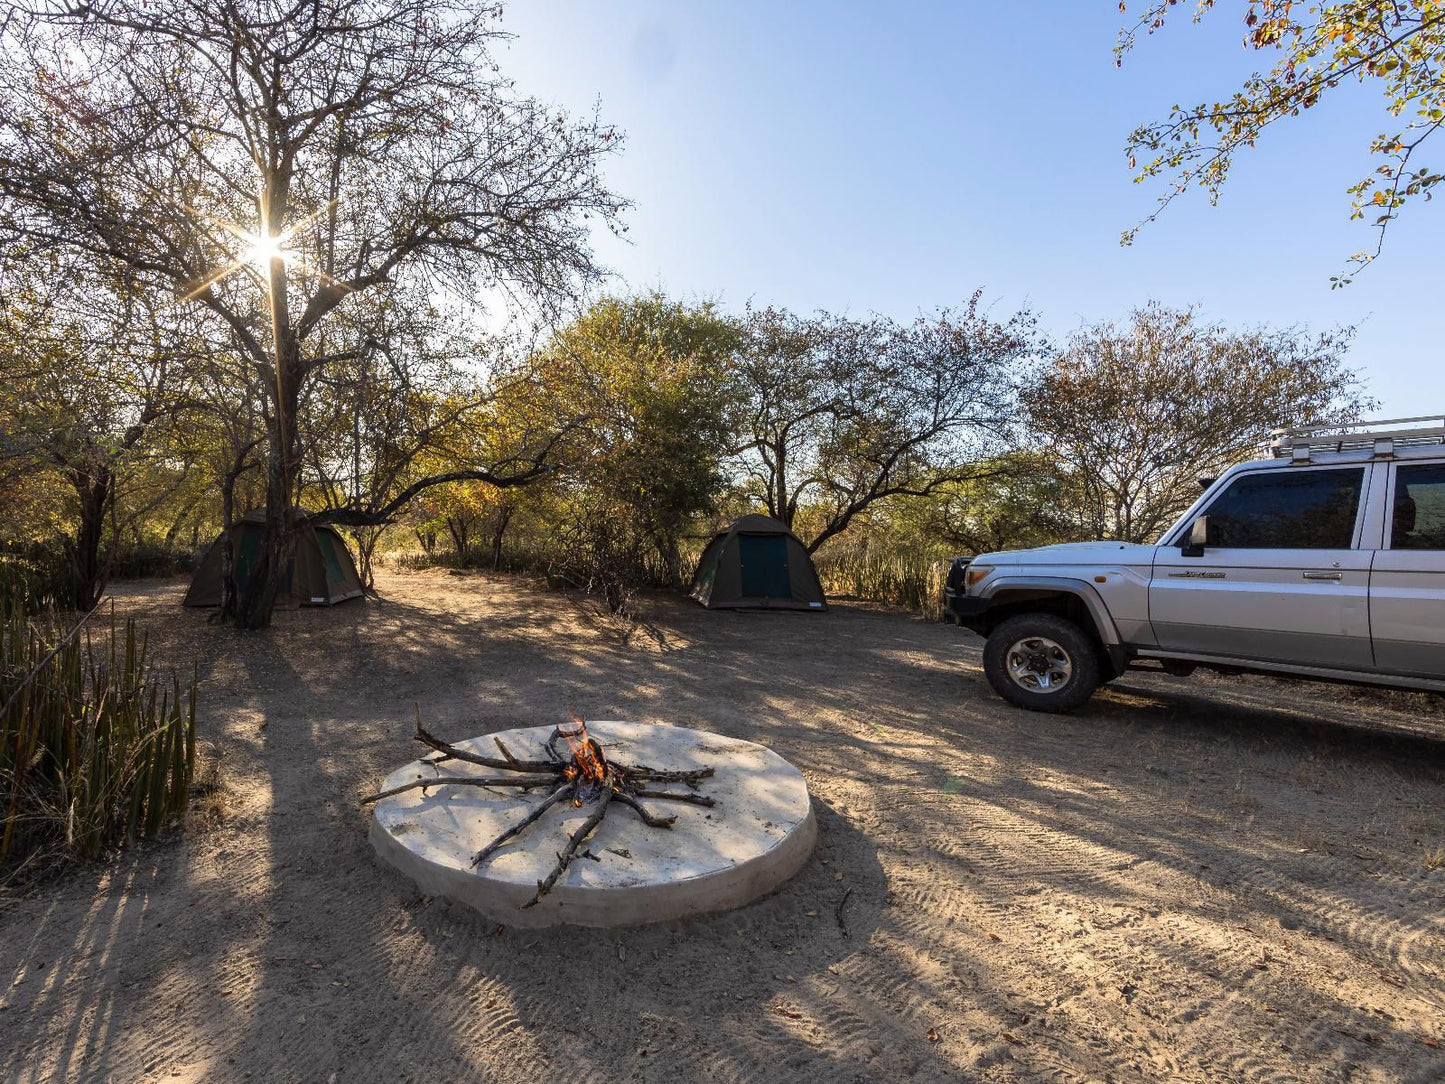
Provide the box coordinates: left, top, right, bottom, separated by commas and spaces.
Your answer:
369, 721, 816, 928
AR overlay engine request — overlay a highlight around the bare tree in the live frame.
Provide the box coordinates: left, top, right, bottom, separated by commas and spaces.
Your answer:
298, 294, 566, 586
0, 0, 626, 626
1023, 304, 1374, 544
737, 296, 1035, 553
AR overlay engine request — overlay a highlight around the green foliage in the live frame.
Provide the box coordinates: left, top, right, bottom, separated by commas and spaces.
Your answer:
0, 594, 197, 875
889, 454, 1078, 557
537, 293, 743, 595
107, 540, 198, 580
0, 273, 199, 610
1119, 0, 1445, 280
807, 501, 958, 620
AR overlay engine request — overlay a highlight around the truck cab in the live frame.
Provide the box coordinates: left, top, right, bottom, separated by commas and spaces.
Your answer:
946, 416, 1445, 712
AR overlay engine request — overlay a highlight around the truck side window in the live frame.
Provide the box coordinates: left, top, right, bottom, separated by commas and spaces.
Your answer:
1391, 464, 1445, 550
1202, 468, 1365, 549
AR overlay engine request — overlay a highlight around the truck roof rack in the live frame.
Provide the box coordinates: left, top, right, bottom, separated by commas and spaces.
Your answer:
1270, 415, 1445, 461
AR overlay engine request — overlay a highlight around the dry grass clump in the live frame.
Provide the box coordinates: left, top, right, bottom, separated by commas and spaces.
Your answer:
186, 752, 228, 830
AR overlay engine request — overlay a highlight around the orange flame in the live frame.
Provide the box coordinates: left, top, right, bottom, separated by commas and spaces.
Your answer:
561, 715, 609, 788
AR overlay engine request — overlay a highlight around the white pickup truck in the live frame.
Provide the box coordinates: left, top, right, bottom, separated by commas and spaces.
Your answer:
946, 416, 1445, 712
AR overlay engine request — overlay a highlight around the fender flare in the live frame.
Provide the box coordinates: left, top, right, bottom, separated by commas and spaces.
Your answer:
976, 576, 1123, 647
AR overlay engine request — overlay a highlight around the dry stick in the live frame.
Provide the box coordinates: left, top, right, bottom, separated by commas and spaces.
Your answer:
471, 781, 576, 867
523, 786, 615, 908
359, 774, 557, 805
836, 887, 853, 938
411, 710, 713, 783
620, 764, 715, 785
630, 789, 716, 807
413, 718, 556, 774
611, 791, 677, 828
493, 736, 520, 766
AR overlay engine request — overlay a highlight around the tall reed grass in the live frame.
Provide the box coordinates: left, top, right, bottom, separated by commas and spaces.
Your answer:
814, 550, 951, 621
1, 596, 196, 874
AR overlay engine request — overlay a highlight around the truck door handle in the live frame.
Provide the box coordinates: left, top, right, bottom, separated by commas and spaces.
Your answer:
1302, 571, 1343, 581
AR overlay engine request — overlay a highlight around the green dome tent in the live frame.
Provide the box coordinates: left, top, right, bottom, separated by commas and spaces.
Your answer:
183, 510, 364, 609
689, 514, 827, 611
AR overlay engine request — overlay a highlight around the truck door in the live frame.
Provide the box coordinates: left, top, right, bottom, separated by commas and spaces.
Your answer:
1371, 462, 1445, 678
1150, 465, 1375, 670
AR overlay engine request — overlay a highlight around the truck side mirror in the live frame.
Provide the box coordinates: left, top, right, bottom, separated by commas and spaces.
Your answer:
1181, 516, 1208, 558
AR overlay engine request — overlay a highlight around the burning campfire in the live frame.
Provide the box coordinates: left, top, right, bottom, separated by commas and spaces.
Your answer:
363, 713, 715, 909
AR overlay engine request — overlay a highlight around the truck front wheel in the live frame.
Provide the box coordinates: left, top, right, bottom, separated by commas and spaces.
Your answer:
983, 614, 1100, 713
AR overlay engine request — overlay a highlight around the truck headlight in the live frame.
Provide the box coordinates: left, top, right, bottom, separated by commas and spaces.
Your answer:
965, 565, 994, 590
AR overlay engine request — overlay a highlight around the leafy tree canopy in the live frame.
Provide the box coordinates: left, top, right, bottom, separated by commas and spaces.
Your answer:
1118, 0, 1445, 283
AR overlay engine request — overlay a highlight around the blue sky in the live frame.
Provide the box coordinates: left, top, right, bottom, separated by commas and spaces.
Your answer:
498, 2, 1441, 415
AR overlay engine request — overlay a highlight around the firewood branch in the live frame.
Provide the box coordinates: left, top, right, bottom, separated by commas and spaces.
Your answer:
366, 713, 722, 910
412, 716, 557, 774
630, 789, 717, 807
471, 781, 577, 867
611, 791, 678, 828
360, 774, 557, 805
523, 786, 614, 908
618, 765, 716, 785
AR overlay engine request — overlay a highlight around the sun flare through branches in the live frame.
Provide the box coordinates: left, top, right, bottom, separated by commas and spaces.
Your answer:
179, 199, 344, 303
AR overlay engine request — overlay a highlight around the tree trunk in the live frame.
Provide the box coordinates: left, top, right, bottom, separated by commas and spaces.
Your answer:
234, 167, 302, 631
64, 465, 113, 612
238, 467, 297, 630
237, 351, 302, 630
163, 496, 200, 549
771, 441, 795, 530
659, 534, 681, 588
354, 527, 381, 591
446, 515, 472, 562
490, 505, 513, 571
217, 472, 239, 623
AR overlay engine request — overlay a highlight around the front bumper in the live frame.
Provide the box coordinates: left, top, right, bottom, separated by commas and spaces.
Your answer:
944, 592, 990, 634
943, 556, 988, 634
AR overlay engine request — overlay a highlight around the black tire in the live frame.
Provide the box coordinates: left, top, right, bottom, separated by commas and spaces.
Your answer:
982, 613, 1100, 713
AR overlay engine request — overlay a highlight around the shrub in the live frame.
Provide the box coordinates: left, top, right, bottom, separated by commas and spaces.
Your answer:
108, 541, 197, 580
0, 594, 197, 878
0, 544, 70, 611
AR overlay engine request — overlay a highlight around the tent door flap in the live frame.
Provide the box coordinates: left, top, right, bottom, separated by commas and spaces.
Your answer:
738, 534, 791, 599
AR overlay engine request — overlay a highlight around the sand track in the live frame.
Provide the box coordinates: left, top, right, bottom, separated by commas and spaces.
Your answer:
1, 569, 1442, 1082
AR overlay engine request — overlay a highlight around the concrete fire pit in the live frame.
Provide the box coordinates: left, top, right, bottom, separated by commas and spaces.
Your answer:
368, 721, 816, 928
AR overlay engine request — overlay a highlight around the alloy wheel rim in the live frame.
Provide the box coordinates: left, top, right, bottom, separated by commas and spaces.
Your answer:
1004, 636, 1073, 692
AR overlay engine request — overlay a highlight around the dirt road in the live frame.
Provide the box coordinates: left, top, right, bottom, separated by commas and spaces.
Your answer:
2, 569, 1442, 1082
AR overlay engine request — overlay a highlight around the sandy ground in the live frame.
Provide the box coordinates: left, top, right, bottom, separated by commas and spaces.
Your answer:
1, 568, 1443, 1083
